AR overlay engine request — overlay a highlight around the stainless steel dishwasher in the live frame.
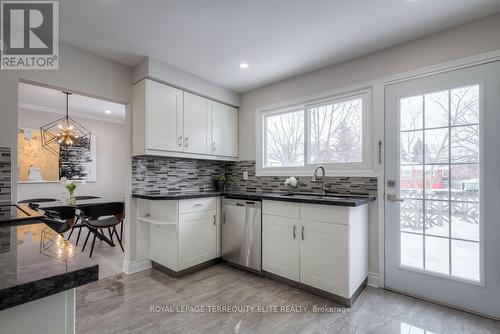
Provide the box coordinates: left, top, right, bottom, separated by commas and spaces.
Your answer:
222, 198, 262, 272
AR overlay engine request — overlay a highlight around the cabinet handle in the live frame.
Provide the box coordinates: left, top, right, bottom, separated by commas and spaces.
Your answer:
292, 224, 296, 239
223, 212, 226, 224
213, 215, 216, 225
301, 226, 305, 240
184, 137, 189, 147
194, 203, 202, 207
178, 136, 183, 146
212, 142, 216, 152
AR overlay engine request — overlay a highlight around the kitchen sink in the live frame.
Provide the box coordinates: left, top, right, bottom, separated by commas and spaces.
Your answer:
280, 193, 348, 200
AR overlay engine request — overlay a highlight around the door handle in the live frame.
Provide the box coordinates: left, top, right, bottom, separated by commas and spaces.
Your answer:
301, 226, 305, 241
292, 224, 296, 239
387, 194, 404, 202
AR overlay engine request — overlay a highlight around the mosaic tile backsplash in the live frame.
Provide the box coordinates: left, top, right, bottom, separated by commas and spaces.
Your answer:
132, 157, 225, 193
0, 147, 11, 204
132, 157, 377, 196
225, 161, 378, 196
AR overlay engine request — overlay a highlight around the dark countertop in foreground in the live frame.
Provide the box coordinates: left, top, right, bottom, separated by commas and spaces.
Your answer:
0, 221, 98, 311
0, 203, 46, 223
132, 191, 376, 207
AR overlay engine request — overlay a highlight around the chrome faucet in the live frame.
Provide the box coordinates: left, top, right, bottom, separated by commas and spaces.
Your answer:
312, 165, 327, 195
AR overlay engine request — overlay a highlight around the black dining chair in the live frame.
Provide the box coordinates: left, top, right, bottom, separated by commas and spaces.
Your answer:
42, 206, 77, 234
66, 196, 101, 244
18, 198, 58, 203
79, 202, 125, 258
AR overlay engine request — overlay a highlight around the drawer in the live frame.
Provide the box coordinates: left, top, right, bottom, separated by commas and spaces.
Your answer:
300, 203, 349, 225
262, 200, 299, 219
179, 197, 217, 214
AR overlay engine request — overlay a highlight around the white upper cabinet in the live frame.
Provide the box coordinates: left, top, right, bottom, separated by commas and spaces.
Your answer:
212, 101, 238, 158
133, 79, 183, 155
133, 79, 238, 160
147, 79, 183, 151
183, 92, 212, 155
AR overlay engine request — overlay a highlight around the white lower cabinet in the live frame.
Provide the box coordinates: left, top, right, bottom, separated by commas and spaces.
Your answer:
137, 197, 219, 274
299, 220, 348, 296
262, 200, 368, 300
179, 211, 217, 271
262, 215, 300, 281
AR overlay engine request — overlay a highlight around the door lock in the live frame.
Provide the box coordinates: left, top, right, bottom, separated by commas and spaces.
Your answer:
387, 194, 404, 202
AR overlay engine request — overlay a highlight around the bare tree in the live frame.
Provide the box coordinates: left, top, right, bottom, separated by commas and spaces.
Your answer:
309, 99, 362, 163
266, 111, 304, 166
401, 86, 479, 231
424, 86, 479, 191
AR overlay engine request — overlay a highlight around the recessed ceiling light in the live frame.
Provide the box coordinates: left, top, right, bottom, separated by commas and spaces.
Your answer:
105, 110, 111, 114
239, 62, 249, 69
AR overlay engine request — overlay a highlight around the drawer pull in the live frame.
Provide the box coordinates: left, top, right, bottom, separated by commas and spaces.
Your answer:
194, 203, 203, 207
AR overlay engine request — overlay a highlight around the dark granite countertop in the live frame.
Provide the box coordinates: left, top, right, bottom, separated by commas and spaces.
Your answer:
132, 191, 222, 200
0, 203, 46, 223
132, 191, 376, 207
0, 221, 98, 311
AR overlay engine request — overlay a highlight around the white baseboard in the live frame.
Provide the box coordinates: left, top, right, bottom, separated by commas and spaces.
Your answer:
122, 259, 151, 274
367, 272, 380, 288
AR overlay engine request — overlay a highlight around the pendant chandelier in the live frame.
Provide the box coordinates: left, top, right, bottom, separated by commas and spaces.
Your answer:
41, 92, 91, 155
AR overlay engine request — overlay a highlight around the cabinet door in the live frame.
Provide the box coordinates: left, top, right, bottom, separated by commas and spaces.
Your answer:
183, 92, 212, 154
211, 101, 238, 157
146, 80, 183, 152
178, 210, 217, 271
300, 220, 348, 297
262, 214, 300, 281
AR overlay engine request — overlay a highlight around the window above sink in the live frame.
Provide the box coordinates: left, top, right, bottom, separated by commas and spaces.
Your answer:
256, 89, 374, 176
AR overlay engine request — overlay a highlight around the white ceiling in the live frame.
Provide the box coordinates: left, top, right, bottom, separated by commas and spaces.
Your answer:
59, 0, 500, 93
19, 83, 126, 124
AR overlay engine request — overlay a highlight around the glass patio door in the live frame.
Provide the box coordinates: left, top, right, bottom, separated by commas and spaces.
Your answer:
384, 61, 500, 319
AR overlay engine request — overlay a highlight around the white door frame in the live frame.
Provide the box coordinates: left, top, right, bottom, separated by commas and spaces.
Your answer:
381, 59, 500, 320
376, 49, 500, 288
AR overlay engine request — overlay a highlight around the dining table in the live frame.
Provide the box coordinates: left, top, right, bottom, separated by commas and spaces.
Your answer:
29, 197, 125, 247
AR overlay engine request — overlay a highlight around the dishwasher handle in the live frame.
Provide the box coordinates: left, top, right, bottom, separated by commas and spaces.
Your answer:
223, 198, 261, 209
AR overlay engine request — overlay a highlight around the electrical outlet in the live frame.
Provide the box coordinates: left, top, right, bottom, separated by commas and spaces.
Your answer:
243, 171, 248, 180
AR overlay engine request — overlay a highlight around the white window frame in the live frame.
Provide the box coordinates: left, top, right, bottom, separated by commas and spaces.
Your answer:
256, 89, 373, 176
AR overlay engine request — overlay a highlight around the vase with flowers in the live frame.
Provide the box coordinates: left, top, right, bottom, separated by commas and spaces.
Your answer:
60, 177, 85, 204
284, 176, 298, 193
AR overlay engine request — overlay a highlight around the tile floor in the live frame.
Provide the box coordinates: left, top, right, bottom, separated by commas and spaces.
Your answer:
76, 264, 500, 334
64, 228, 124, 279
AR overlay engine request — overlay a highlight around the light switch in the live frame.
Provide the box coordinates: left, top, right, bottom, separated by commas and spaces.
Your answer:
243, 171, 248, 180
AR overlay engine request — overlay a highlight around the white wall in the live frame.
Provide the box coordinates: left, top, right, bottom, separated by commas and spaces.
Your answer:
238, 13, 500, 280
133, 57, 240, 107
17, 109, 127, 201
